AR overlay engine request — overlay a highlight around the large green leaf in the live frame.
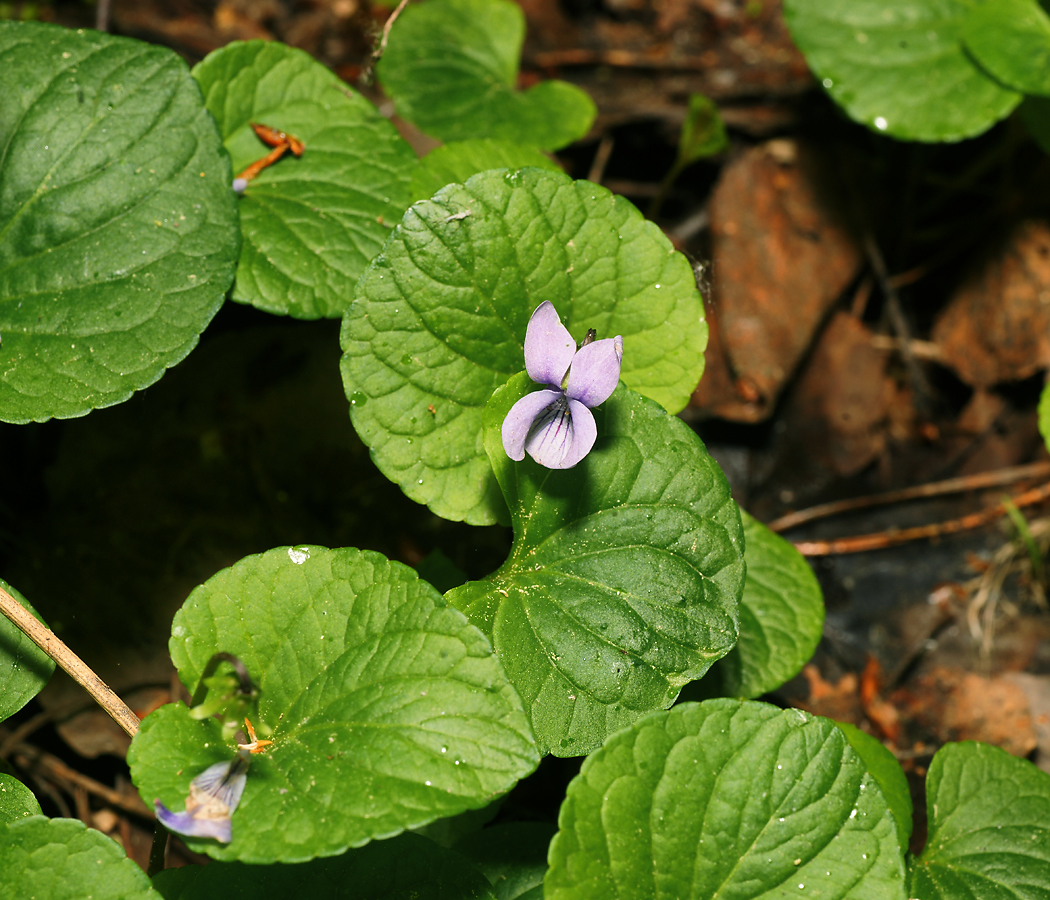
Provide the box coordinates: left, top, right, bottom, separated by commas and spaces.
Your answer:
963, 0, 1050, 96
129, 546, 539, 864
377, 0, 595, 150
341, 167, 707, 525
0, 579, 55, 721
152, 832, 496, 900
447, 378, 744, 757
0, 816, 156, 899
699, 512, 824, 700
0, 775, 41, 824
546, 700, 907, 900
783, 0, 1022, 142
410, 140, 561, 205
192, 41, 417, 319
908, 741, 1050, 899
0, 22, 239, 423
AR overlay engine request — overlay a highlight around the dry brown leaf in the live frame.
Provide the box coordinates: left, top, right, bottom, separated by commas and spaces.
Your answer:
933, 219, 1050, 388
692, 141, 862, 421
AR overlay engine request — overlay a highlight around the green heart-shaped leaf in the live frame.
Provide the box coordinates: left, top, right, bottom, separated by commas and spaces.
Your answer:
783, 0, 1021, 141
410, 140, 561, 205
699, 512, 824, 700
0, 817, 155, 899
192, 41, 417, 318
0, 22, 239, 423
0, 775, 41, 824
129, 546, 538, 863
908, 741, 1050, 898
963, 0, 1050, 97
341, 167, 707, 525
546, 700, 907, 900
447, 377, 743, 757
377, 0, 595, 150
0, 579, 55, 722
152, 832, 496, 899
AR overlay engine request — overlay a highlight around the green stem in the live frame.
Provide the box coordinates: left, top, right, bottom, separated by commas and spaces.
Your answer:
1002, 496, 1045, 584
647, 159, 685, 221
147, 821, 168, 877
189, 651, 258, 709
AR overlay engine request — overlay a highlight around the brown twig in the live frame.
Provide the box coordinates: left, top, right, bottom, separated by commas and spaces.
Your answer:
768, 461, 1050, 533
95, 0, 111, 32
862, 233, 934, 406
792, 481, 1050, 557
531, 49, 717, 72
587, 135, 615, 184
1, 728, 153, 819
377, 0, 411, 61
0, 586, 140, 738
869, 335, 943, 362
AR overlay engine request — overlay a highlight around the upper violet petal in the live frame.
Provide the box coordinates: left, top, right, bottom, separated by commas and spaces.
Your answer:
190, 756, 249, 814
502, 389, 564, 461
524, 301, 576, 387
565, 335, 623, 408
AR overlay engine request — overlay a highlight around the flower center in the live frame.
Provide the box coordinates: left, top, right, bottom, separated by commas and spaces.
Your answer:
526, 394, 573, 463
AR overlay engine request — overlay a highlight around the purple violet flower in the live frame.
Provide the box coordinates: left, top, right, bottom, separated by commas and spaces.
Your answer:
154, 751, 250, 843
502, 301, 623, 469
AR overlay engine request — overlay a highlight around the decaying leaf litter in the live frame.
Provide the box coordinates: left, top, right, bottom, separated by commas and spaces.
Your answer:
2, 0, 1049, 869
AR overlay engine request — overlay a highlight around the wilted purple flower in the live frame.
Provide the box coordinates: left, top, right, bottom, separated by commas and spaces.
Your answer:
154, 751, 249, 843
502, 301, 623, 469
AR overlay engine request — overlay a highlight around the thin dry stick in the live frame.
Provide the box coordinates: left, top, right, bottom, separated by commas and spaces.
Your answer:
532, 48, 714, 72
377, 0, 411, 60
95, 0, 111, 32
768, 460, 1050, 533
792, 481, 1050, 557
966, 517, 1050, 650
0, 585, 139, 738
863, 232, 935, 405
1, 730, 153, 819
587, 135, 615, 184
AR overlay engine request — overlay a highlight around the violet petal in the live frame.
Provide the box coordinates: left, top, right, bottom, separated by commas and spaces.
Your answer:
152, 754, 249, 844
524, 397, 596, 469
190, 756, 249, 813
155, 800, 233, 843
523, 301, 576, 387
565, 335, 623, 408
502, 389, 564, 461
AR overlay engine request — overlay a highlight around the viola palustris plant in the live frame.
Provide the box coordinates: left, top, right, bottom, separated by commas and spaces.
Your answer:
3, 2, 1050, 899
